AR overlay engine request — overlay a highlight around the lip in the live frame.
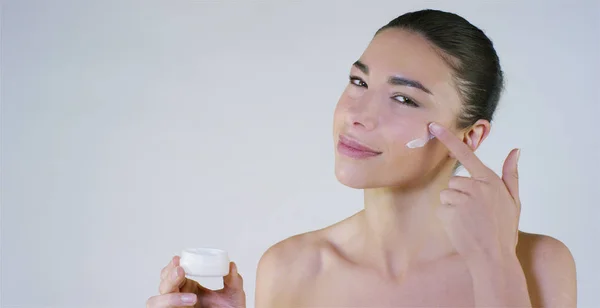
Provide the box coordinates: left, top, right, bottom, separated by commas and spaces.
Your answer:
337, 134, 382, 159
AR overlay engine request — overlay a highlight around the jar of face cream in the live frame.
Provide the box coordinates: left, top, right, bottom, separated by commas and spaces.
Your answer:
179, 248, 230, 278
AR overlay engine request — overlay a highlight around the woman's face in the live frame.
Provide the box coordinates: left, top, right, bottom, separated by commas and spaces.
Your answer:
333, 28, 465, 189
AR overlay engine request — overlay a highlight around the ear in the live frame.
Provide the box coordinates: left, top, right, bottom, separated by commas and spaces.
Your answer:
449, 119, 491, 158
464, 119, 491, 151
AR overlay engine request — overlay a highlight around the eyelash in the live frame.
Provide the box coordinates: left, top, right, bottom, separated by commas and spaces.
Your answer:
348, 76, 419, 108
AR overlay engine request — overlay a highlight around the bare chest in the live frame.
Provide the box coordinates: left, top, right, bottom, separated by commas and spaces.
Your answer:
287, 263, 475, 307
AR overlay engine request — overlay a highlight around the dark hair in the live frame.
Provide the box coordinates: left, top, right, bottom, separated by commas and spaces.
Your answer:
376, 9, 504, 130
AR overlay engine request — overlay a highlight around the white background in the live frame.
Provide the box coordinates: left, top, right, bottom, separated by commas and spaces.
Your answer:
2, 1, 599, 307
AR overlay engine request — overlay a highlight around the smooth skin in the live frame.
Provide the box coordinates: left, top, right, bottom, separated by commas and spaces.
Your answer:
252, 125, 576, 307
147, 28, 576, 308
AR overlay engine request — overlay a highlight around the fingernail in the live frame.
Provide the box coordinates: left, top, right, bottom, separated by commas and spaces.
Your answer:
429, 122, 442, 134
516, 148, 521, 164
180, 294, 197, 304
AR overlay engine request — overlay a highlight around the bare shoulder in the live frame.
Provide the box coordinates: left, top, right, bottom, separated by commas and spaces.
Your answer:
254, 228, 331, 307
254, 213, 361, 307
516, 231, 575, 266
516, 231, 577, 307
257, 230, 324, 277
256, 213, 360, 280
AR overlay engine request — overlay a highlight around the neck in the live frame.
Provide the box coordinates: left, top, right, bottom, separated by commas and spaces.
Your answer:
359, 166, 457, 277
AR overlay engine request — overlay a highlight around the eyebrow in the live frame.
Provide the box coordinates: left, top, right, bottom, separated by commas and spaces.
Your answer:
352, 60, 433, 95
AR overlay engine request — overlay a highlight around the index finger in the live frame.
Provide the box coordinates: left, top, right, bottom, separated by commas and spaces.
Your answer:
428, 122, 490, 177
160, 256, 180, 281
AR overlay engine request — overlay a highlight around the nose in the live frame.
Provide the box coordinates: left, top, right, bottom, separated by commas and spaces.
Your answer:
345, 94, 380, 131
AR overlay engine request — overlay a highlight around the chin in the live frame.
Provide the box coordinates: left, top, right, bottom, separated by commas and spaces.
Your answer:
334, 158, 419, 189
334, 164, 379, 189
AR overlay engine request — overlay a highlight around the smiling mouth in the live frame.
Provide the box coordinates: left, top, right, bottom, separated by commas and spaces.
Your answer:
337, 134, 382, 159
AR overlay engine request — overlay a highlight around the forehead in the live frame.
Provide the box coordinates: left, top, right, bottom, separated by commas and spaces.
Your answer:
359, 28, 454, 89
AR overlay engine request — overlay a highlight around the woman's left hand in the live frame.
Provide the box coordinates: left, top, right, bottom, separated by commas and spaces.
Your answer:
428, 122, 521, 263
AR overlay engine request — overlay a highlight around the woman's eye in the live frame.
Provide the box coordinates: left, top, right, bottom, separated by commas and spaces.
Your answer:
393, 95, 419, 107
349, 76, 367, 88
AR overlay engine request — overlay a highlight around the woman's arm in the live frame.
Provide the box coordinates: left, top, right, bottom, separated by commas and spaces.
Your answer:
427, 124, 577, 307
467, 234, 576, 308
519, 233, 577, 307
467, 254, 533, 307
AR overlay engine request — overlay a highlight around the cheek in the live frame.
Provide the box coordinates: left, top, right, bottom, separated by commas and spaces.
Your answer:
380, 111, 432, 149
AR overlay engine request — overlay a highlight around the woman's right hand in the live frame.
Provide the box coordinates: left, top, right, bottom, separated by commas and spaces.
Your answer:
146, 256, 246, 308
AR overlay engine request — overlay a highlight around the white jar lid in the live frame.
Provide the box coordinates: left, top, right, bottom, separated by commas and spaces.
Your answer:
179, 248, 230, 277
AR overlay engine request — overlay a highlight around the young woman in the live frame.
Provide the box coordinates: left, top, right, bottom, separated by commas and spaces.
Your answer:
147, 9, 577, 308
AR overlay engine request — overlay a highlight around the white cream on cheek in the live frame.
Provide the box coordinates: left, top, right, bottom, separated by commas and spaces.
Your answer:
405, 132, 435, 148
377, 113, 425, 151
340, 84, 439, 150
402, 95, 447, 149
389, 111, 435, 149
379, 112, 435, 149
